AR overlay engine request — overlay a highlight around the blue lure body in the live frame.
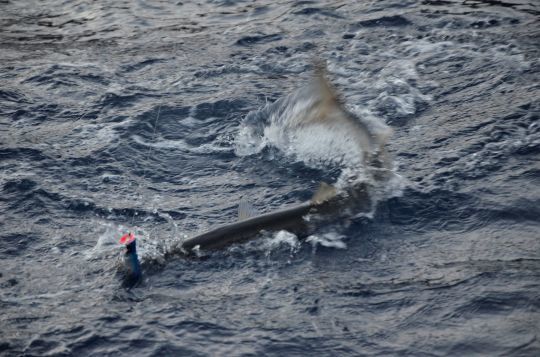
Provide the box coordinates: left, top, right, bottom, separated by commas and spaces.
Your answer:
123, 239, 141, 288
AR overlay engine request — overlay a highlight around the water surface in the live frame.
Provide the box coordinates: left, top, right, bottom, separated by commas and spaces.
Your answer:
1, 0, 539, 355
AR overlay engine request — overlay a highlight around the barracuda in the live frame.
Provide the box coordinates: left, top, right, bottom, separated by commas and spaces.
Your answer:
180, 66, 390, 253
180, 181, 373, 253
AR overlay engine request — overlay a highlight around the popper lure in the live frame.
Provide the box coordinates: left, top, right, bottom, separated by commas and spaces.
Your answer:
119, 232, 141, 288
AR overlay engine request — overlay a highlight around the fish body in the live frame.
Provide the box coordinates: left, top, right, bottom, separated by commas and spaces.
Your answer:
180, 64, 389, 253
181, 201, 312, 251
180, 182, 372, 253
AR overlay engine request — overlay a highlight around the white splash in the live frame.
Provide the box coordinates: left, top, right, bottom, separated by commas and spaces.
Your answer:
264, 230, 300, 252
234, 70, 393, 173
306, 232, 347, 250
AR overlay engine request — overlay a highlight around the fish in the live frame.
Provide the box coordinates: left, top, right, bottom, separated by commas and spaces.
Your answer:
178, 63, 392, 253
180, 181, 373, 253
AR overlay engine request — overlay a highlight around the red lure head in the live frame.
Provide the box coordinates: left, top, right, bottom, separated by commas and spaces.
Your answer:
119, 232, 135, 245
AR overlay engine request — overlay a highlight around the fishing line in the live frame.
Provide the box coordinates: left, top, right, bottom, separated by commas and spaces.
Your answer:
129, 103, 162, 228
124, 42, 182, 241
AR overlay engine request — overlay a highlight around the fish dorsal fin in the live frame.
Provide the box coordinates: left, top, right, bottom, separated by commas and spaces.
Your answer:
311, 182, 337, 205
238, 200, 259, 220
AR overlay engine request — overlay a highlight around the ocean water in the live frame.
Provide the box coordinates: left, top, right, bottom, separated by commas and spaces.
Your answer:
1, 0, 539, 355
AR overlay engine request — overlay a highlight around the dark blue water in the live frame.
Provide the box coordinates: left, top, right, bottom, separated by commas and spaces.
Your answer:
1, 0, 539, 355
